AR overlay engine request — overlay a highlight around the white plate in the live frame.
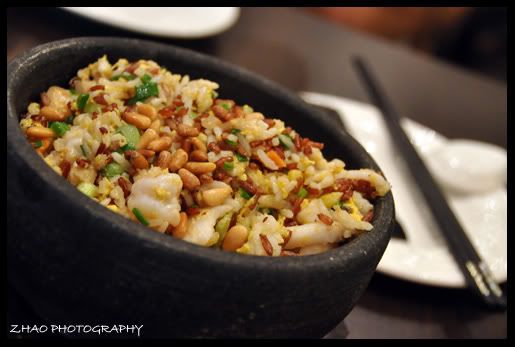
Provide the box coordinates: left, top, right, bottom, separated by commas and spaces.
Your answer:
301, 92, 507, 288
61, 7, 240, 39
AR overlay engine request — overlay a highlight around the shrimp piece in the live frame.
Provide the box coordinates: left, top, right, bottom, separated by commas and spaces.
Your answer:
43, 86, 72, 116
127, 170, 183, 230
283, 223, 342, 250
183, 199, 240, 246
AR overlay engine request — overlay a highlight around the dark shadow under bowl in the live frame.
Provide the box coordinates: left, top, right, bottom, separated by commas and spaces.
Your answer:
7, 37, 394, 338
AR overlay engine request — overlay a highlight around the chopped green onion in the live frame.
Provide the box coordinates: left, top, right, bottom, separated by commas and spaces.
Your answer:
117, 124, 140, 148
80, 144, 89, 157
243, 105, 253, 113
77, 93, 89, 112
111, 73, 137, 81
34, 140, 43, 149
132, 208, 149, 226
77, 182, 98, 198
49, 121, 70, 137
140, 74, 152, 83
120, 144, 136, 152
189, 111, 198, 119
223, 161, 234, 171
102, 162, 125, 178
230, 128, 241, 135
297, 187, 308, 199
225, 139, 237, 147
176, 106, 184, 111
220, 103, 231, 111
239, 187, 253, 200
235, 153, 248, 162
65, 115, 74, 124
69, 88, 77, 95
212, 90, 219, 99
278, 134, 295, 150
127, 76, 159, 105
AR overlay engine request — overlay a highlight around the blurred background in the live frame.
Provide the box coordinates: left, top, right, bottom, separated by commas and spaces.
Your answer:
7, 7, 507, 82
304, 7, 507, 82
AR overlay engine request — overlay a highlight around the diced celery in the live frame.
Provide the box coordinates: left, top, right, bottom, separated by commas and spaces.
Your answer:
242, 105, 253, 113
117, 124, 140, 148
102, 162, 124, 178
215, 213, 233, 245
278, 134, 294, 150
84, 102, 101, 114
77, 182, 98, 198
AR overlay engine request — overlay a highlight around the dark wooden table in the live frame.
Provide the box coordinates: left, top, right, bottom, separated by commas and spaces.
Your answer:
7, 7, 507, 339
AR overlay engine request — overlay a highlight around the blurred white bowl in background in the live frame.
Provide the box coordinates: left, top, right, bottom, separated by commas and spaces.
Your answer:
61, 7, 240, 39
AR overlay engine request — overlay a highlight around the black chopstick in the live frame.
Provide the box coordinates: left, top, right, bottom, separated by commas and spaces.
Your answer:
352, 57, 506, 310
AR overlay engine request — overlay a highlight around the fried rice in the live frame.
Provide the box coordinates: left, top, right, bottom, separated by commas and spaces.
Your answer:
19, 55, 391, 256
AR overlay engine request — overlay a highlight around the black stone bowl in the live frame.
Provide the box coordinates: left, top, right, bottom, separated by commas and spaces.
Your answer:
7, 37, 394, 338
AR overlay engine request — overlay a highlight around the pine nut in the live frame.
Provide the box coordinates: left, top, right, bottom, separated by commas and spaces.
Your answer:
137, 103, 157, 120
194, 191, 205, 207
202, 187, 232, 206
122, 111, 151, 129
177, 124, 199, 137
137, 149, 155, 158
169, 149, 189, 172
184, 162, 216, 175
189, 150, 208, 162
170, 212, 188, 239
208, 142, 221, 153
181, 138, 192, 153
40, 106, 66, 121
156, 150, 172, 169
191, 137, 207, 152
26, 126, 55, 139
150, 119, 161, 133
147, 136, 172, 152
178, 168, 201, 190
223, 225, 248, 251
136, 128, 158, 150
199, 174, 213, 185
130, 151, 149, 170
212, 105, 230, 121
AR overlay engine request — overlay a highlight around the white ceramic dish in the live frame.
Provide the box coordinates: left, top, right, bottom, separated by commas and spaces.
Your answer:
301, 91, 507, 288
61, 7, 240, 39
